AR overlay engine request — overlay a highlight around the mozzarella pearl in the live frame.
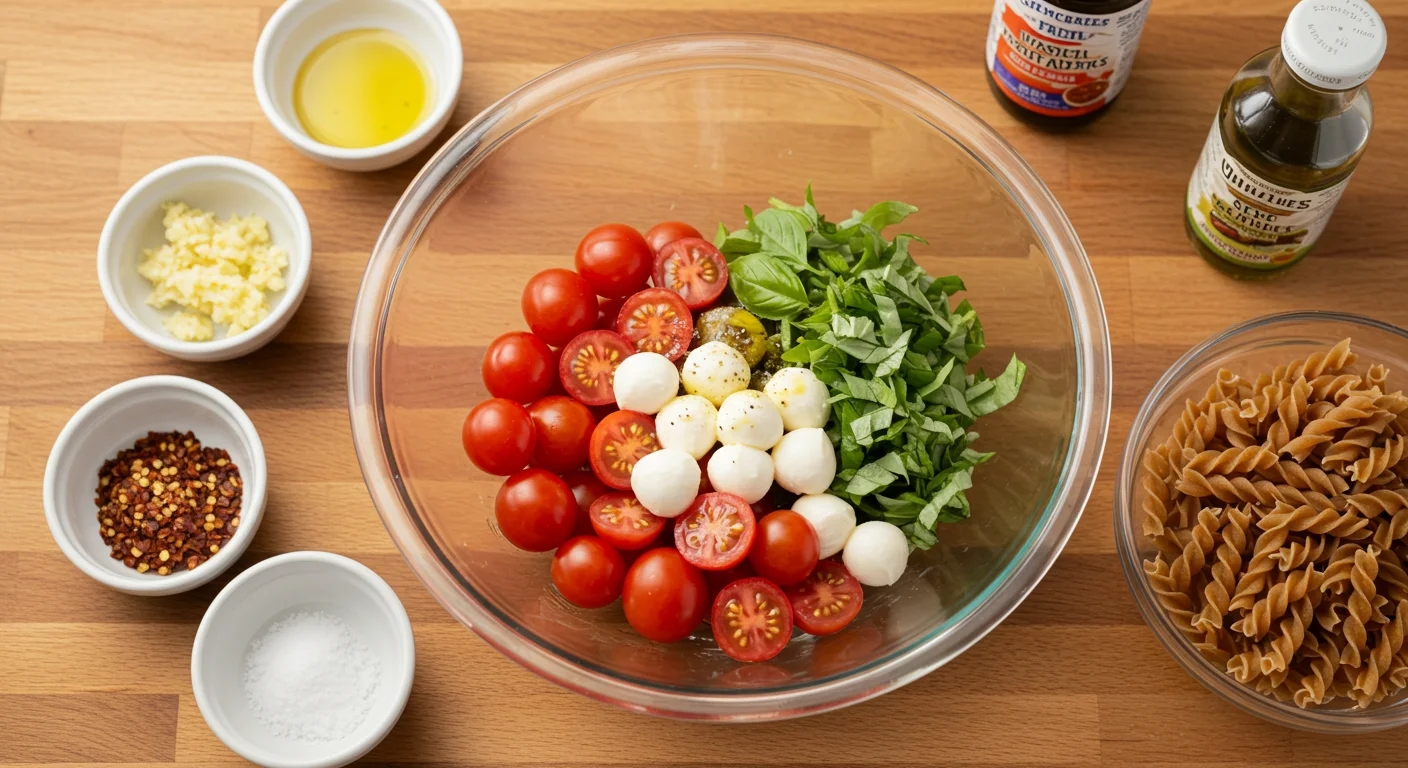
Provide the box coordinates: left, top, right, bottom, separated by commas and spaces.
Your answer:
791, 494, 856, 559
655, 395, 718, 460
716, 390, 784, 450
706, 444, 774, 504
612, 352, 680, 414
764, 367, 831, 431
842, 521, 909, 587
680, 341, 750, 407
630, 448, 700, 518
770, 427, 836, 495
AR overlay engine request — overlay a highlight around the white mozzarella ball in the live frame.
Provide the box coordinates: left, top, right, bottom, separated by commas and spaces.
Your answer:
842, 521, 910, 587
716, 390, 784, 450
706, 444, 774, 504
764, 367, 831, 431
680, 341, 750, 406
630, 448, 700, 518
612, 352, 679, 414
791, 494, 857, 559
655, 395, 717, 460
770, 427, 836, 495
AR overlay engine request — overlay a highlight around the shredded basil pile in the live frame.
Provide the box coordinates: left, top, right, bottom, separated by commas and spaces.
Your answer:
715, 188, 1025, 549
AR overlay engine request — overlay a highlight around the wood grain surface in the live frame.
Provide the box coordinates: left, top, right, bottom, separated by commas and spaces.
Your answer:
4, 0, 1408, 765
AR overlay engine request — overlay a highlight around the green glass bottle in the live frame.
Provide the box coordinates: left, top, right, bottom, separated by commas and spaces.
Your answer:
1185, 0, 1386, 274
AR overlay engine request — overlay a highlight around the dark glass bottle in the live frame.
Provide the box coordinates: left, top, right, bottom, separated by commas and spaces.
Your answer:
984, 0, 1152, 128
1185, 0, 1384, 274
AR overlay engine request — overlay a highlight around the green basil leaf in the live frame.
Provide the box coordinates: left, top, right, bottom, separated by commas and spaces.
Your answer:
729, 253, 807, 320
968, 355, 1026, 416
753, 208, 808, 266
861, 201, 919, 233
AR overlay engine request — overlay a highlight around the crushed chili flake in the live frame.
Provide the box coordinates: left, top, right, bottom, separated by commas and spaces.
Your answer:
96, 430, 241, 575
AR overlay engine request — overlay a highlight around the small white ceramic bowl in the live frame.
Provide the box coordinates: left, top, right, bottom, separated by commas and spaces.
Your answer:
98, 156, 312, 362
43, 375, 267, 596
254, 0, 463, 171
192, 551, 415, 768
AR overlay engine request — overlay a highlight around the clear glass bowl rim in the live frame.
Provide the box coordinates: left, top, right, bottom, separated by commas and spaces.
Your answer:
347, 32, 1113, 720
1114, 310, 1408, 733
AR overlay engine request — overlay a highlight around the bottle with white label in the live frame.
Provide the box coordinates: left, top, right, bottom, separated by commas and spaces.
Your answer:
1186, 0, 1385, 273
984, 0, 1152, 127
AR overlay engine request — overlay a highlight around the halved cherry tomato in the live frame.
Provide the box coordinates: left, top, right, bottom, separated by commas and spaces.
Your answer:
588, 410, 660, 490
558, 330, 633, 406
527, 396, 596, 474
551, 536, 626, 608
653, 238, 729, 310
462, 398, 536, 476
749, 510, 819, 586
596, 295, 626, 330
674, 492, 756, 571
644, 221, 703, 255
616, 288, 693, 360
494, 468, 577, 552
563, 469, 610, 537
522, 268, 598, 347
711, 577, 793, 662
589, 491, 665, 550
575, 224, 654, 298
784, 560, 864, 636
482, 331, 557, 403
623, 548, 709, 643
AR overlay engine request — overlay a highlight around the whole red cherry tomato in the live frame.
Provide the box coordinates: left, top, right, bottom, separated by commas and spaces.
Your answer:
526, 395, 596, 474
552, 536, 627, 608
644, 221, 703, 254
522, 268, 597, 346
575, 224, 653, 298
494, 468, 576, 552
749, 510, 820, 586
462, 398, 535, 476
482, 331, 557, 403
622, 548, 708, 643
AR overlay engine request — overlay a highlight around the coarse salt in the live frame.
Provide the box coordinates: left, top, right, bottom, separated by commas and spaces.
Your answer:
242, 610, 380, 742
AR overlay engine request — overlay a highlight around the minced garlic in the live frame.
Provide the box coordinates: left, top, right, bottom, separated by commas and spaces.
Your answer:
138, 202, 289, 342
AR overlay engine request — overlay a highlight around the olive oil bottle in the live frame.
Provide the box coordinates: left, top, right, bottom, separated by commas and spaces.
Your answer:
1185, 0, 1386, 274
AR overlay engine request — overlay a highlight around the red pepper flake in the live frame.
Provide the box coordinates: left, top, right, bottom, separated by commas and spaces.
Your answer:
95, 431, 241, 575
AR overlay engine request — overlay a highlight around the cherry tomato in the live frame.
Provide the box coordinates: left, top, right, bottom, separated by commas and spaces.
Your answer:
462, 399, 535, 476
711, 577, 793, 662
749, 510, 819, 586
674, 492, 756, 571
704, 560, 756, 602
589, 491, 665, 550
563, 469, 610, 536
589, 410, 660, 490
596, 296, 626, 330
622, 548, 709, 643
481, 332, 557, 403
653, 238, 729, 310
575, 223, 653, 298
494, 468, 577, 552
558, 330, 633, 406
526, 396, 596, 474
551, 536, 626, 608
522, 268, 597, 346
784, 560, 864, 636
616, 288, 693, 360
644, 221, 703, 254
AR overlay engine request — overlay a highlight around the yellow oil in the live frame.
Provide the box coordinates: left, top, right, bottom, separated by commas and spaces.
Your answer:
293, 29, 432, 149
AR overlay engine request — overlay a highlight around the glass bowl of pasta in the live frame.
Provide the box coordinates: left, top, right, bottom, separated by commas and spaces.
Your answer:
1117, 310, 1408, 732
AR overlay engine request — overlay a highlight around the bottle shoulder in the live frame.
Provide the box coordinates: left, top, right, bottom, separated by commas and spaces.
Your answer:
1217, 54, 1374, 191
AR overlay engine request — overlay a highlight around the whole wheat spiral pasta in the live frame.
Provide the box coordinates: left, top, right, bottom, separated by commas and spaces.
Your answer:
1140, 340, 1408, 709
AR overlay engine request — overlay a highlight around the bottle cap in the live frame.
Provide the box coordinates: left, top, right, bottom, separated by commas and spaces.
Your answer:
1282, 0, 1387, 90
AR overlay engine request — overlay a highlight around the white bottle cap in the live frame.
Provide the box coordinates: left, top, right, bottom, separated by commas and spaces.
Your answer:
1281, 0, 1387, 90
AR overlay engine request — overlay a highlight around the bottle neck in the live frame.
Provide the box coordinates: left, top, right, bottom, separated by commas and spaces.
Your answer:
1269, 51, 1361, 120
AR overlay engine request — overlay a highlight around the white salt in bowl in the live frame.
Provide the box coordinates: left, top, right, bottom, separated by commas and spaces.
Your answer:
192, 551, 415, 768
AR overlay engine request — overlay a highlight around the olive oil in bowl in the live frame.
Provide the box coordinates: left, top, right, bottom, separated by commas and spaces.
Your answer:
293, 29, 433, 149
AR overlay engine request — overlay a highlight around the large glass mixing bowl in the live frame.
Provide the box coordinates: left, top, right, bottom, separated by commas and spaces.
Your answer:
348, 34, 1111, 720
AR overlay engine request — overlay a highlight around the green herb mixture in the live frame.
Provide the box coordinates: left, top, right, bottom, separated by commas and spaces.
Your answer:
714, 188, 1025, 549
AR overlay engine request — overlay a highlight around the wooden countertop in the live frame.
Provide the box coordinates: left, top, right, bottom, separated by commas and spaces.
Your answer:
5, 1, 1408, 765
